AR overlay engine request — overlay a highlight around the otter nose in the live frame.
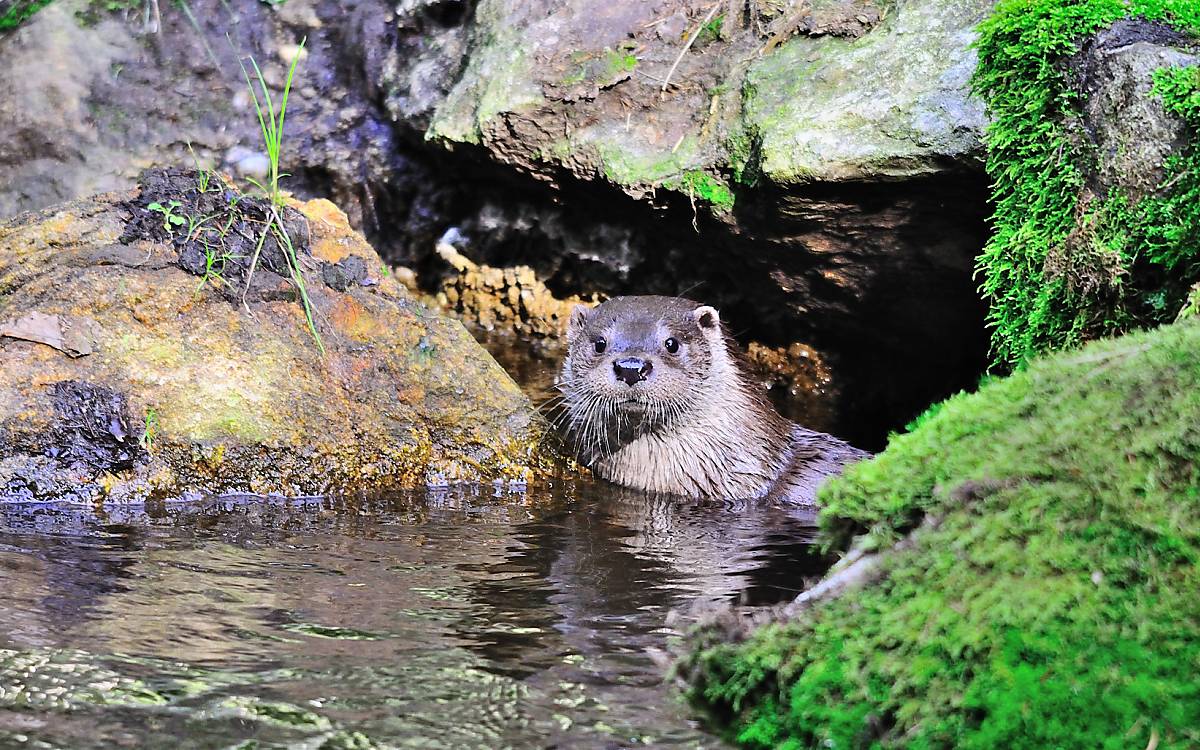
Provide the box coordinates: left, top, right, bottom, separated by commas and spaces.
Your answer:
613, 357, 652, 386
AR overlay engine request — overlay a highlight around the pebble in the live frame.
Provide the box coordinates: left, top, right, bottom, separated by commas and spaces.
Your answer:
277, 42, 309, 67
225, 146, 270, 180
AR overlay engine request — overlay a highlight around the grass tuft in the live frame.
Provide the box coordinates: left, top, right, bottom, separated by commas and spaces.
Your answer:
237, 38, 324, 354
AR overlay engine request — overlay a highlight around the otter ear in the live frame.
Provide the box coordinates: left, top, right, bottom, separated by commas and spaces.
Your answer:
567, 304, 589, 343
693, 305, 720, 331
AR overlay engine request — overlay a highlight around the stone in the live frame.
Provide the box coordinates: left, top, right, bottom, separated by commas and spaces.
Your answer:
0, 178, 547, 503
745, 0, 992, 184
1064, 19, 1199, 200
425, 0, 993, 189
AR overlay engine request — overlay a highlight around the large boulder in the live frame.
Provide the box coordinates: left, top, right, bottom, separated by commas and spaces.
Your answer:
426, 0, 991, 191
0, 172, 546, 502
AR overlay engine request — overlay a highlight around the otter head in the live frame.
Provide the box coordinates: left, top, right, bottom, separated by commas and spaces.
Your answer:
559, 296, 726, 460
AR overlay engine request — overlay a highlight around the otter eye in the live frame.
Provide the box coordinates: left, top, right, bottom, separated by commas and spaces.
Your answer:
593, 338, 607, 354
664, 337, 680, 354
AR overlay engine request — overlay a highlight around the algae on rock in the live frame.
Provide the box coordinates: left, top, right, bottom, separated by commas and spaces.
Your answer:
743, 0, 990, 185
679, 318, 1200, 748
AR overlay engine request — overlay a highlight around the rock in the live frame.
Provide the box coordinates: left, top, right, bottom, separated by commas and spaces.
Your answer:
745, 0, 991, 184
425, 0, 991, 190
432, 235, 594, 338
0, 0, 421, 253
0, 2, 137, 219
0, 175, 547, 503
225, 147, 271, 181
1065, 19, 1199, 199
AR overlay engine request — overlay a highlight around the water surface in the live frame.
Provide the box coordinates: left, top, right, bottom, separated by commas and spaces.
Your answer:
0, 484, 830, 748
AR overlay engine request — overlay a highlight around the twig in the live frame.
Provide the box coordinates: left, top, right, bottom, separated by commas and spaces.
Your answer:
239, 219, 272, 314
636, 68, 670, 85
660, 3, 721, 96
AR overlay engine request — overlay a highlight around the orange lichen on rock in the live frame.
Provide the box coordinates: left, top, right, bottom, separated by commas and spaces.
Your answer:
300, 197, 375, 265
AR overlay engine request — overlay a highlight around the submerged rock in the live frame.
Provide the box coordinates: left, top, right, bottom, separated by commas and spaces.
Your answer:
676, 318, 1200, 747
0, 174, 547, 502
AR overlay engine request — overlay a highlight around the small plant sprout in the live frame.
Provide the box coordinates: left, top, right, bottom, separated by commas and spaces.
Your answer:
196, 244, 241, 293
141, 408, 160, 454
147, 200, 186, 233
185, 212, 219, 243
188, 143, 216, 193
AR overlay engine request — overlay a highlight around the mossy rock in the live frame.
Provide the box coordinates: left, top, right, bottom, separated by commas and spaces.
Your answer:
743, 0, 991, 185
679, 318, 1200, 748
0, 177, 549, 502
424, 0, 990, 208
973, 2, 1200, 366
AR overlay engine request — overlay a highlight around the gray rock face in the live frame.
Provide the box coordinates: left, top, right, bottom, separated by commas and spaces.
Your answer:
0, 3, 134, 218
1065, 19, 1199, 199
425, 0, 993, 191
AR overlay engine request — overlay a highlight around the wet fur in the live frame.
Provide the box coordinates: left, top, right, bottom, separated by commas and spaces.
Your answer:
558, 296, 868, 506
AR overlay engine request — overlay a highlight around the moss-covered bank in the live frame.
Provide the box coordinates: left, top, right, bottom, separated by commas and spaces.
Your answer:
973, 0, 1200, 366
680, 318, 1200, 748
0, 0, 53, 30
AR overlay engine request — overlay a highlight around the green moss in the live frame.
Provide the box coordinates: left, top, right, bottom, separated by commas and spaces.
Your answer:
682, 319, 1200, 748
671, 170, 736, 212
726, 127, 761, 187
561, 47, 637, 87
972, 0, 1200, 366
696, 13, 725, 45
596, 143, 686, 185
604, 47, 638, 76
0, 0, 53, 29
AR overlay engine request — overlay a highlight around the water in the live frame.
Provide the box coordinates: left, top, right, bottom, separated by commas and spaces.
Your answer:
0, 485, 831, 749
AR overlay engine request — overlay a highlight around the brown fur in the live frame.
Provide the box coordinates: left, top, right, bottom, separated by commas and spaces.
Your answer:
558, 296, 868, 507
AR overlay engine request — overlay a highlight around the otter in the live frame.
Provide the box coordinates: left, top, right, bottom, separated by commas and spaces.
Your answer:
557, 296, 868, 507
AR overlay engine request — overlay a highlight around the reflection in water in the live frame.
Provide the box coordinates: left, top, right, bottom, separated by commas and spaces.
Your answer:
0, 483, 830, 748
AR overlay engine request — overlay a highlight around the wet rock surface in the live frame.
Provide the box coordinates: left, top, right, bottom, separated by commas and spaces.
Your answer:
0, 178, 546, 503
